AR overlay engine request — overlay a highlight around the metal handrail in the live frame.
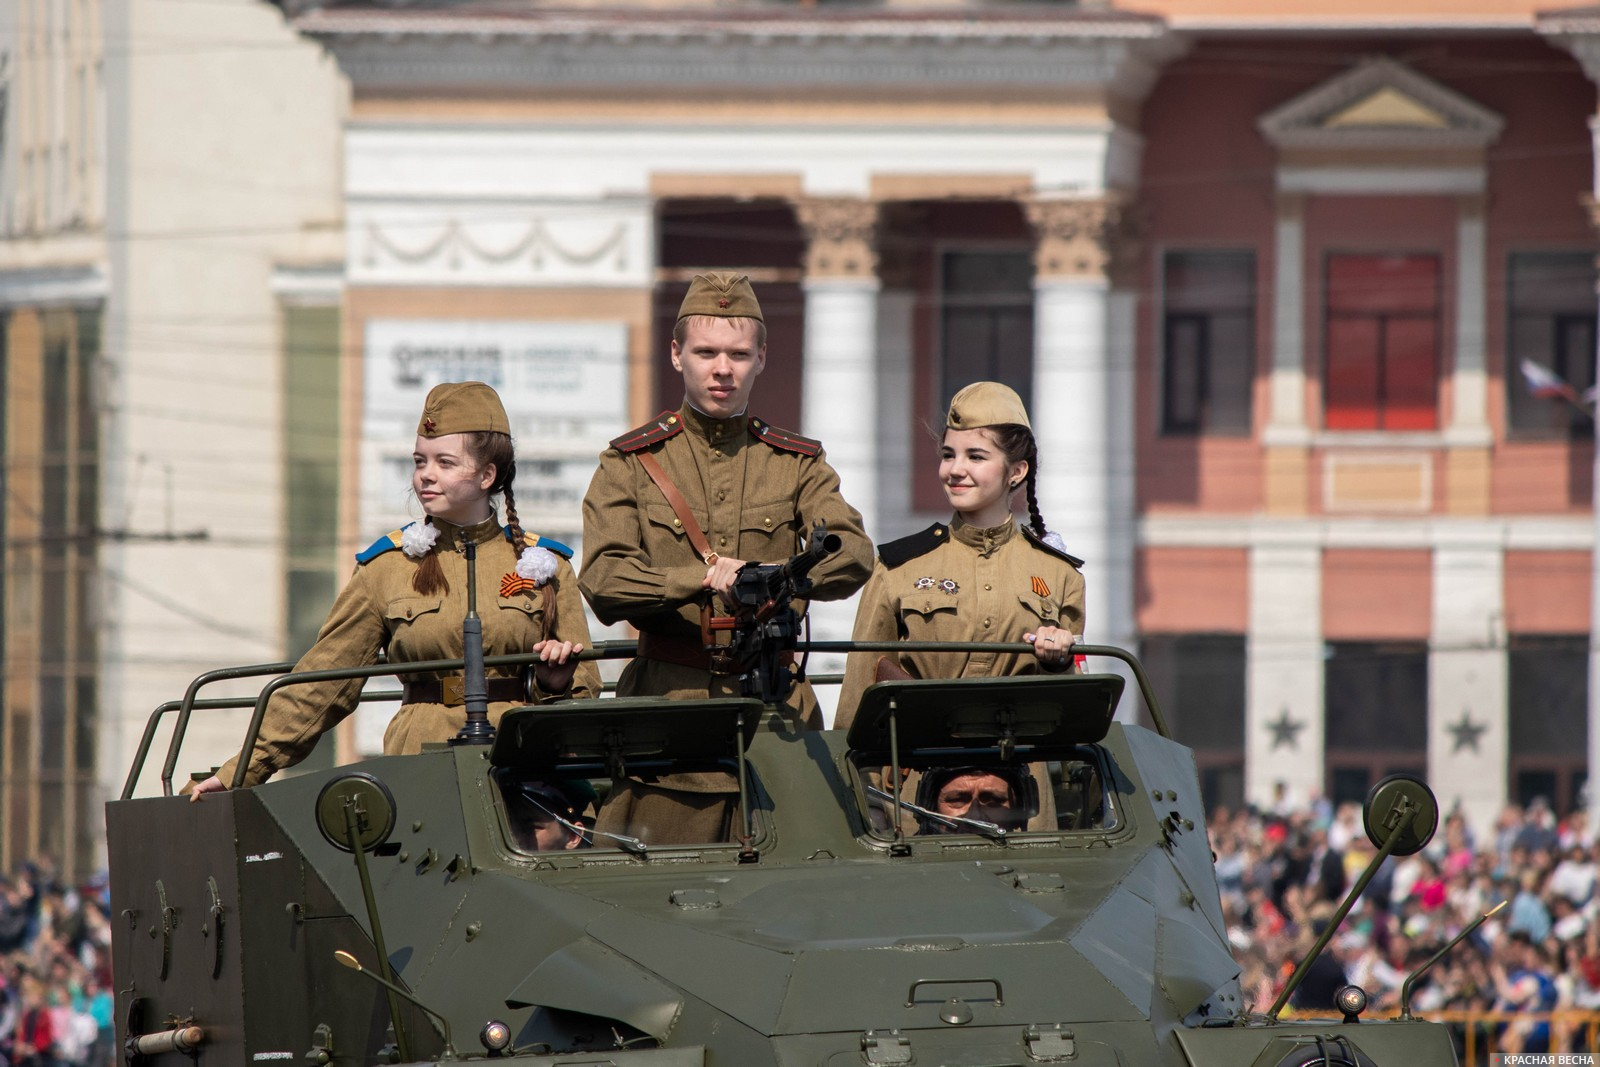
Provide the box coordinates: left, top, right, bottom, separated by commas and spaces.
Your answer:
132, 639, 1165, 798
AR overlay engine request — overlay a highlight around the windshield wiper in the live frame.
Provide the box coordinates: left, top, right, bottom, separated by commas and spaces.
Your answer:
866, 785, 1009, 840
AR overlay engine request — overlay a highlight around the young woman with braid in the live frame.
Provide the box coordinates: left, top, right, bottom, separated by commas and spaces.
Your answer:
835, 381, 1085, 731
191, 382, 598, 797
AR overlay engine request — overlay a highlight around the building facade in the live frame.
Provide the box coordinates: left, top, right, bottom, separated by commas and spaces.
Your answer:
3, 0, 1598, 871
0, 0, 345, 875
295, 0, 1600, 837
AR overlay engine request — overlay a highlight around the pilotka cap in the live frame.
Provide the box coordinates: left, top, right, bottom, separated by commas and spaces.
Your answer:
676, 272, 764, 324
417, 381, 511, 438
946, 381, 1032, 431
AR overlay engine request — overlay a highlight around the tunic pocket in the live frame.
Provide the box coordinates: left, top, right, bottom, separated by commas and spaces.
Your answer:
645, 502, 697, 543
739, 501, 799, 557
1017, 595, 1060, 627
496, 595, 544, 638
897, 594, 959, 641
384, 595, 443, 626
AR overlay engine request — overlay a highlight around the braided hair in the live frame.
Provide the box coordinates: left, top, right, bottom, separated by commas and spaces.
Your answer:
986, 424, 1046, 539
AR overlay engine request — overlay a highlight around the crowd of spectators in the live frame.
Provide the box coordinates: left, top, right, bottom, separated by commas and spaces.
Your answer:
1215, 792, 1600, 1055
4, 794, 1599, 1063
0, 860, 113, 1067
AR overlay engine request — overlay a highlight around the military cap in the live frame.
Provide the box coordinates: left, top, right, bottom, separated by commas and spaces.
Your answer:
946, 381, 1031, 431
417, 381, 510, 438
676, 272, 763, 324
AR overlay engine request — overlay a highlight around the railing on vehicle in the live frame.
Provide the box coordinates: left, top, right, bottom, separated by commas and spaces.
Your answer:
122, 642, 1164, 800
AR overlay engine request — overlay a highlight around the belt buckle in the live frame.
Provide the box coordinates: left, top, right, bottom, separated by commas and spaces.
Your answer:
441, 675, 466, 705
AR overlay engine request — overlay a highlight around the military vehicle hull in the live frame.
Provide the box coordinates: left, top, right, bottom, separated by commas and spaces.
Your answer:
109, 681, 1459, 1067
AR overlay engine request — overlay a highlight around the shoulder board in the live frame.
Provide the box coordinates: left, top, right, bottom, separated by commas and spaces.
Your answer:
878, 523, 950, 569
519, 531, 574, 560
610, 412, 684, 453
355, 528, 406, 564
748, 417, 821, 457
1022, 526, 1085, 569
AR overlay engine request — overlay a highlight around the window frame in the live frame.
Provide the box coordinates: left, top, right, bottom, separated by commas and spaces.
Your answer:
1158, 248, 1258, 438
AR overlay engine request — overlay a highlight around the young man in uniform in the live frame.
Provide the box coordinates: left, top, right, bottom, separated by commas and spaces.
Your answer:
580, 271, 873, 842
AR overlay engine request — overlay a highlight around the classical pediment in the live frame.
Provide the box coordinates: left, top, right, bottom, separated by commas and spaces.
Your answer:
1258, 57, 1503, 150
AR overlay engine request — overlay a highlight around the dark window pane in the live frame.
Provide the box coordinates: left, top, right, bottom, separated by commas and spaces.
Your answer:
1324, 642, 1428, 752
75, 676, 96, 772
1509, 635, 1587, 756
1507, 252, 1597, 439
938, 249, 1034, 410
1161, 250, 1255, 436
1141, 634, 1246, 751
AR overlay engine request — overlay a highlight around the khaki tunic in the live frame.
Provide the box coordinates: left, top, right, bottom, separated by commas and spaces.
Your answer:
217, 515, 599, 788
835, 515, 1086, 731
580, 404, 872, 843
580, 403, 873, 720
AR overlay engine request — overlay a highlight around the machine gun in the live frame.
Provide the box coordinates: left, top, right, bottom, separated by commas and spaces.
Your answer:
704, 521, 841, 704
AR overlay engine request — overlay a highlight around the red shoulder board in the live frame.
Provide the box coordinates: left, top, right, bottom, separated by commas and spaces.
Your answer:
610, 411, 684, 453
748, 417, 821, 457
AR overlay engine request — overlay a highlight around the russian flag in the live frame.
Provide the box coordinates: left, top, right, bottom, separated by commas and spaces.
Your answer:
1520, 359, 1579, 402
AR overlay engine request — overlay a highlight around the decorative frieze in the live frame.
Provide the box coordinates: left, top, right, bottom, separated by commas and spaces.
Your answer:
795, 197, 879, 282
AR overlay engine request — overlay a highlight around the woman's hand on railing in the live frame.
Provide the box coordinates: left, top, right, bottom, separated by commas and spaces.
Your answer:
533, 640, 584, 695
187, 775, 226, 802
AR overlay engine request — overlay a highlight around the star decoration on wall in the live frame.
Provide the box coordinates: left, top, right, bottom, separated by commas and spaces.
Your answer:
1447, 710, 1488, 754
1267, 709, 1305, 751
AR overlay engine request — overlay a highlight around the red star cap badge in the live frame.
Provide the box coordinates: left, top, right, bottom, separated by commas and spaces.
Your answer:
423, 417, 437, 433
718, 297, 730, 308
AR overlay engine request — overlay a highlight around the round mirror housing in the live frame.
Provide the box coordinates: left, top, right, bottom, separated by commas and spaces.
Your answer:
1362, 773, 1437, 857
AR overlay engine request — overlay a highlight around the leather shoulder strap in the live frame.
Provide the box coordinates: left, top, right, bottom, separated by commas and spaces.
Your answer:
636, 451, 716, 564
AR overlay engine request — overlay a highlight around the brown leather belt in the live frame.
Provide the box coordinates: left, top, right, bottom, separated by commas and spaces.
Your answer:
636, 632, 794, 674
402, 674, 527, 706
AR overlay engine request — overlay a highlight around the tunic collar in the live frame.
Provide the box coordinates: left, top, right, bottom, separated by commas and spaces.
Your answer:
429, 514, 504, 551
679, 402, 749, 444
951, 514, 1016, 558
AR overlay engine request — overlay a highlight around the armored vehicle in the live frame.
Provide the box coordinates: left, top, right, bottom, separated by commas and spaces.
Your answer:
110, 640, 1459, 1067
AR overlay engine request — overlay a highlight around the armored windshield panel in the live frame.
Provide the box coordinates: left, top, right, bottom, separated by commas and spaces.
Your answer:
492, 697, 767, 775
844, 674, 1124, 755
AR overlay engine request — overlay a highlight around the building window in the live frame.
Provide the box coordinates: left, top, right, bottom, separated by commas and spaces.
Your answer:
1, 305, 101, 878
1161, 250, 1255, 435
1324, 254, 1440, 431
1324, 641, 1428, 807
938, 248, 1034, 411
1140, 634, 1246, 813
1508, 635, 1587, 815
1506, 252, 1597, 440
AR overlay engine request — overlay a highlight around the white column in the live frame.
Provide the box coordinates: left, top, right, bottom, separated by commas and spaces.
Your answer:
795, 197, 881, 725
1033, 277, 1137, 663
875, 288, 916, 539
1246, 537, 1324, 808
1025, 195, 1139, 688
1264, 193, 1309, 445
1447, 196, 1490, 442
1429, 536, 1506, 835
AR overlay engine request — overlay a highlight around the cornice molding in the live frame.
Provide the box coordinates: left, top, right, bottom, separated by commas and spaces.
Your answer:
297, 12, 1185, 100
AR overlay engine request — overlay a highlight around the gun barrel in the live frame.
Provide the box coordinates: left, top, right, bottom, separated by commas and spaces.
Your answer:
781, 532, 842, 584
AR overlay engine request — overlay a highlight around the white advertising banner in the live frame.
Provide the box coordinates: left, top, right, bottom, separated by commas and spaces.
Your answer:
360, 318, 628, 542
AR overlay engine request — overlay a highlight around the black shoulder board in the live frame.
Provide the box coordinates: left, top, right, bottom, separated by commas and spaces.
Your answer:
1022, 526, 1085, 569
610, 412, 684, 453
878, 523, 950, 569
748, 417, 821, 457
